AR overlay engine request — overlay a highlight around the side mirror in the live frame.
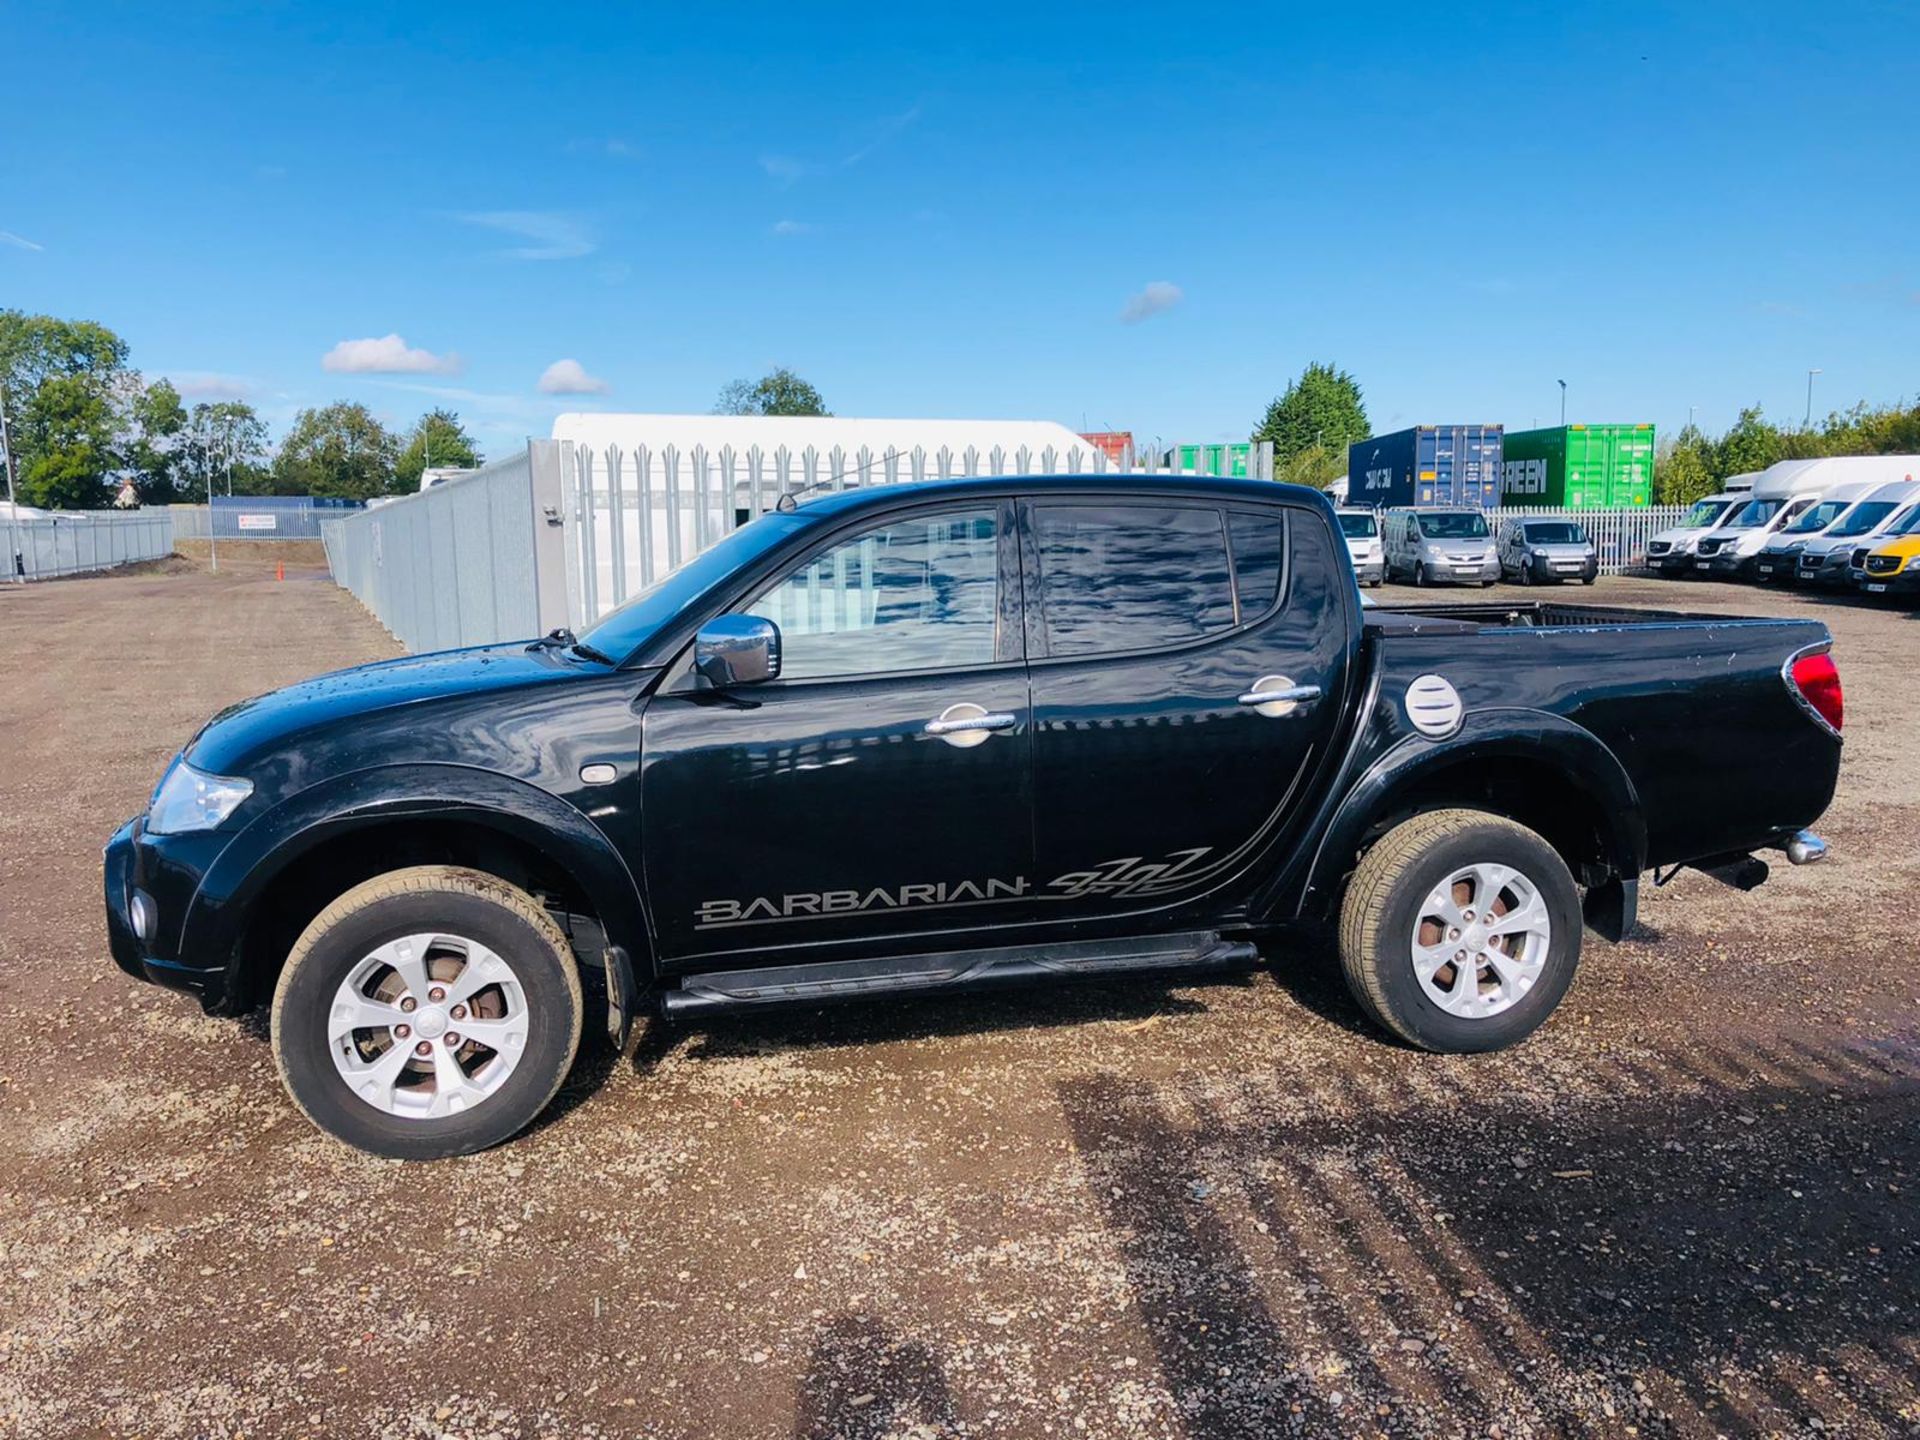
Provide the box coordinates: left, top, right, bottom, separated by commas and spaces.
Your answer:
695, 614, 781, 688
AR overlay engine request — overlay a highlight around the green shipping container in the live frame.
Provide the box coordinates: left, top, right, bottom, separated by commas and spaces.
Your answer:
1500, 424, 1656, 508
1172, 442, 1252, 477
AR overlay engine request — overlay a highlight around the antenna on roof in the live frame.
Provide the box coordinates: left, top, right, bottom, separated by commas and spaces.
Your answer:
774, 448, 912, 511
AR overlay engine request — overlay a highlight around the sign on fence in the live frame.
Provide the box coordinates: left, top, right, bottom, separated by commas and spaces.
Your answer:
236, 513, 278, 531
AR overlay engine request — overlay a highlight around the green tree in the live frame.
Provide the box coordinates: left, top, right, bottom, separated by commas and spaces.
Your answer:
178, 400, 274, 497
1275, 441, 1345, 490
272, 402, 402, 500
120, 378, 189, 504
1711, 405, 1786, 482
395, 408, 482, 490
1252, 362, 1370, 466
1654, 424, 1716, 504
0, 310, 131, 508
714, 367, 830, 416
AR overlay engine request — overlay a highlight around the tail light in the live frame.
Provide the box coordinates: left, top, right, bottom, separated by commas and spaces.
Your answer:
1787, 650, 1843, 736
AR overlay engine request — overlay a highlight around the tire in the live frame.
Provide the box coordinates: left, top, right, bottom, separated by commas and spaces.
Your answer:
1519, 564, 1533, 587
1337, 810, 1581, 1053
1582, 574, 1597, 586
1414, 562, 1429, 588
272, 866, 584, 1160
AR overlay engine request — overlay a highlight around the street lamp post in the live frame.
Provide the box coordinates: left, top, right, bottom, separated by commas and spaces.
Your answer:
1557, 379, 1568, 426
0, 381, 23, 584
1805, 369, 1822, 429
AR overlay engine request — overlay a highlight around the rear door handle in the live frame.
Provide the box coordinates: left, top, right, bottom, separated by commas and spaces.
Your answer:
1237, 675, 1323, 716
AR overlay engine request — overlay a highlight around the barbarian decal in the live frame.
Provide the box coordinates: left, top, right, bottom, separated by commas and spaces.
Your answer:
693, 848, 1218, 928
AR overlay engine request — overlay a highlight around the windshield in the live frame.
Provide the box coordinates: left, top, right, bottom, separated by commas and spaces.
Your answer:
1338, 512, 1378, 539
1784, 499, 1848, 534
1726, 497, 1784, 529
1414, 512, 1489, 540
1522, 522, 1586, 545
1830, 500, 1899, 537
1891, 504, 1920, 537
579, 510, 812, 660
1681, 499, 1729, 528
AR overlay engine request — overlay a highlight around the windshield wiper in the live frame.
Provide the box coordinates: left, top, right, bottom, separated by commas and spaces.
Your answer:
530, 627, 617, 666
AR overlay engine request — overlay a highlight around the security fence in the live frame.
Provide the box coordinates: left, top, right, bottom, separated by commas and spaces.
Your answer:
321, 445, 569, 653
1497, 505, 1688, 574
4, 508, 174, 582
172, 496, 363, 539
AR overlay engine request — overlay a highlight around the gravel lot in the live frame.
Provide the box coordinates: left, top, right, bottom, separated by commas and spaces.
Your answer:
1, 555, 1915, 1439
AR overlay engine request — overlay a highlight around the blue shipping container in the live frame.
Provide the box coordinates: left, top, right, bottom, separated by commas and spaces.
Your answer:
1346, 425, 1505, 509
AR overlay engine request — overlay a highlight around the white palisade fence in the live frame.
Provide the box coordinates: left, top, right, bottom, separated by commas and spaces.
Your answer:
559, 438, 1273, 626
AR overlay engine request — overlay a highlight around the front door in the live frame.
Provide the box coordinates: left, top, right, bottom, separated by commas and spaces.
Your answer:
1020, 497, 1349, 931
640, 499, 1035, 968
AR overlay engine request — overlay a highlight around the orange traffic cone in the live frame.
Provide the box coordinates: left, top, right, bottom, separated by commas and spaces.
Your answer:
276, 560, 285, 581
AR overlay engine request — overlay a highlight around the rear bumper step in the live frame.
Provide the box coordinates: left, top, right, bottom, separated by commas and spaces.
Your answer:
659, 931, 1259, 1018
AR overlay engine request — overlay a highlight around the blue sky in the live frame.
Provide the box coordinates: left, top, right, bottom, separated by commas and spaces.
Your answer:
4, 1, 1917, 458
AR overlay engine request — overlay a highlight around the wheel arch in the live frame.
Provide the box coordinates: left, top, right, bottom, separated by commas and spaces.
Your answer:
1292, 709, 1647, 932
185, 765, 653, 1013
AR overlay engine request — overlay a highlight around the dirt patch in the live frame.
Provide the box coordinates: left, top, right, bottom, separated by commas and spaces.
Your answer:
0, 568, 1916, 1437
174, 537, 330, 571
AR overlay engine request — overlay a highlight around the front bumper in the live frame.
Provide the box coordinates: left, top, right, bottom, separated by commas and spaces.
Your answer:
1694, 549, 1757, 579
1751, 551, 1801, 583
1422, 558, 1499, 585
104, 816, 234, 1008
1796, 550, 1856, 587
1857, 563, 1920, 596
1354, 557, 1384, 584
1524, 554, 1598, 583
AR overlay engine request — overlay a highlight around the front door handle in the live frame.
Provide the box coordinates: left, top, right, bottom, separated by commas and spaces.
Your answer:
1237, 675, 1322, 717
924, 703, 1017, 749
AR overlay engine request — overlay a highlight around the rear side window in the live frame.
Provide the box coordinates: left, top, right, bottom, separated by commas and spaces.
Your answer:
1228, 510, 1286, 617
1033, 504, 1235, 656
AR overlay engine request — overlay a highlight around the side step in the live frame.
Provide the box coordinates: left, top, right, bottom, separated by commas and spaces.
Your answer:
658, 930, 1259, 1018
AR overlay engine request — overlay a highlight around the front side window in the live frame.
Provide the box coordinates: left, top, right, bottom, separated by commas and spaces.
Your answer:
1830, 501, 1898, 537
1416, 511, 1490, 540
1033, 503, 1236, 656
745, 508, 999, 679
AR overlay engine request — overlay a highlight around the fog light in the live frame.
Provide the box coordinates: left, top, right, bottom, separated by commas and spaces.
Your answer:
129, 889, 157, 943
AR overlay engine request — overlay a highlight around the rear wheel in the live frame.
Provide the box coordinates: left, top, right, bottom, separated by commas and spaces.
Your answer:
271, 866, 584, 1159
1337, 810, 1581, 1052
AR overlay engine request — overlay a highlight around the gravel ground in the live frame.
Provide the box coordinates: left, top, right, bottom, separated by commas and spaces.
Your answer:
0, 557, 1915, 1440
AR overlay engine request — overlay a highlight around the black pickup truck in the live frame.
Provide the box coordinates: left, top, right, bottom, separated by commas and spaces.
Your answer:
104, 476, 1843, 1158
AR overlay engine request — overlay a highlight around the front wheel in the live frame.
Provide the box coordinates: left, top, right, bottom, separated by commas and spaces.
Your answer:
1337, 810, 1582, 1052
271, 866, 585, 1159
1414, 562, 1429, 588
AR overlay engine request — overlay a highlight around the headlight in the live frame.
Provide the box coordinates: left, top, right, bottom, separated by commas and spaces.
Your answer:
147, 758, 253, 835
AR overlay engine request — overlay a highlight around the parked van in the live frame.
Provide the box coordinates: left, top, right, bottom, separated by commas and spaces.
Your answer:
1847, 497, 1920, 588
1645, 491, 1746, 574
1496, 516, 1598, 585
1692, 459, 1871, 579
1752, 479, 1885, 584
1336, 508, 1384, 586
1786, 480, 1920, 587
1381, 507, 1499, 587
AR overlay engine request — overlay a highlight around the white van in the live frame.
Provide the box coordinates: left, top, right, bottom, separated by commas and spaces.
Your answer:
1792, 479, 1920, 586
1646, 492, 1746, 574
1751, 479, 1885, 584
1692, 458, 1913, 580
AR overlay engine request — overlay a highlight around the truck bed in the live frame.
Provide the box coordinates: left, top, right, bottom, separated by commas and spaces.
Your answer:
1366, 600, 1739, 634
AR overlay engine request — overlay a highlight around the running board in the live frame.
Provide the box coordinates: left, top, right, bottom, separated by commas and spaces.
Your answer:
658, 931, 1259, 1018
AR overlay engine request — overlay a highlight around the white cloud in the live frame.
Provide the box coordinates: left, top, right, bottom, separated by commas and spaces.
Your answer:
456, 211, 595, 261
168, 371, 256, 400
0, 230, 43, 252
321, 334, 462, 375
537, 359, 610, 395
770, 219, 814, 236
1120, 280, 1184, 324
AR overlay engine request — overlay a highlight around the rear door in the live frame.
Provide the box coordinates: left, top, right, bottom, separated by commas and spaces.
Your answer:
1020, 496, 1350, 932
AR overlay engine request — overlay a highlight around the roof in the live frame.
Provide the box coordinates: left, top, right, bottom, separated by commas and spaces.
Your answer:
783, 472, 1319, 521
1753, 454, 1920, 496
550, 412, 1097, 467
